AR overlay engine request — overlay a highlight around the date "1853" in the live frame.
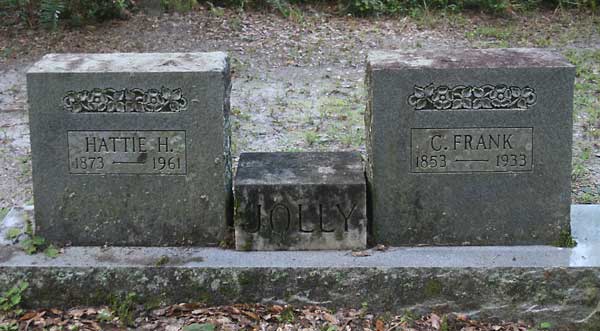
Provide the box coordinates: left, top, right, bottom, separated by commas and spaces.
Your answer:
415, 153, 528, 169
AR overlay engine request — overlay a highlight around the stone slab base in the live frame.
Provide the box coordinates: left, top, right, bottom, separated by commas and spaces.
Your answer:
0, 205, 599, 330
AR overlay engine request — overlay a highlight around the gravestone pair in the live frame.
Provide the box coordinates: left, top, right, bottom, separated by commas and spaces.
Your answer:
27, 49, 574, 250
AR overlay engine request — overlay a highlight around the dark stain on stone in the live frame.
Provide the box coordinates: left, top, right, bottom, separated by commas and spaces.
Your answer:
160, 60, 179, 66
0, 246, 18, 263
370, 48, 574, 70
94, 251, 118, 263
66, 56, 85, 70
137, 153, 148, 163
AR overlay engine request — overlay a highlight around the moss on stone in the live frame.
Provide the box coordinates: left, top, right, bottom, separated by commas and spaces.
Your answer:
217, 281, 239, 299
143, 295, 165, 311
155, 256, 169, 267
241, 235, 253, 251
270, 270, 289, 282
197, 291, 211, 303
237, 271, 254, 288
554, 225, 577, 248
424, 279, 442, 297
584, 287, 599, 306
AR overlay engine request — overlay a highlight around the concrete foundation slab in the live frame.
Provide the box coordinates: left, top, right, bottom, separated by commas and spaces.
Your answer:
0, 205, 599, 330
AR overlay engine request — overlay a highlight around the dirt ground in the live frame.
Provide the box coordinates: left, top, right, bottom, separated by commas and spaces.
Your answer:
0, 7, 599, 210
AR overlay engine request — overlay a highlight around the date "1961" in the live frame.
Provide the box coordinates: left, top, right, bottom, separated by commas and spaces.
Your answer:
71, 156, 182, 170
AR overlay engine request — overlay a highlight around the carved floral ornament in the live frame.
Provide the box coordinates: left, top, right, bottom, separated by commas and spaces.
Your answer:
407, 84, 537, 110
63, 87, 188, 113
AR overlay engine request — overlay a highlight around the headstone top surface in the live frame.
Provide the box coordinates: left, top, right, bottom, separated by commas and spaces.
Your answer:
27, 52, 228, 73
367, 48, 574, 70
235, 152, 364, 186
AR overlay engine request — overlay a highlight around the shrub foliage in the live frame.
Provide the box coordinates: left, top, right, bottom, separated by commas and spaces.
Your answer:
1, 0, 598, 28
2, 0, 134, 28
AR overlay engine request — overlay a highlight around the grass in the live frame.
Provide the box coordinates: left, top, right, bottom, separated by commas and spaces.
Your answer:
316, 94, 365, 149
465, 25, 514, 41
110, 292, 138, 326
304, 130, 320, 146
562, 49, 600, 204
459, 11, 600, 50
15, 155, 31, 180
0, 208, 9, 223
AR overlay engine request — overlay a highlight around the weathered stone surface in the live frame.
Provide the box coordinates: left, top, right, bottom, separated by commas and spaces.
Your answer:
0, 205, 33, 246
0, 205, 599, 330
234, 152, 366, 250
26, 53, 232, 246
365, 48, 575, 245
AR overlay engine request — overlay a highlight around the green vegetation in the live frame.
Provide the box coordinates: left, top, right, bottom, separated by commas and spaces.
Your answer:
110, 292, 138, 326
3, 215, 61, 257
465, 25, 514, 41
43, 244, 60, 258
554, 226, 577, 248
162, 0, 198, 12
276, 305, 296, 323
0, 322, 18, 331
343, 0, 599, 16
0, 208, 9, 223
183, 323, 216, 331
304, 130, 319, 146
2, 0, 134, 29
424, 279, 443, 296
4, 228, 21, 241
564, 49, 600, 140
3, 0, 600, 29
441, 315, 449, 331
96, 308, 114, 323
318, 95, 364, 148
563, 49, 600, 204
399, 310, 417, 325
155, 255, 170, 266
572, 145, 590, 180
20, 235, 46, 254
0, 282, 28, 314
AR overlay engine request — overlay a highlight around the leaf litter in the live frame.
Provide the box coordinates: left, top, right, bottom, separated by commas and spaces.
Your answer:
1, 303, 536, 330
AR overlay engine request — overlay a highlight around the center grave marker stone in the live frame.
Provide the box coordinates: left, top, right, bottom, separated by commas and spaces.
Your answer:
27, 52, 232, 246
366, 48, 575, 246
234, 152, 367, 250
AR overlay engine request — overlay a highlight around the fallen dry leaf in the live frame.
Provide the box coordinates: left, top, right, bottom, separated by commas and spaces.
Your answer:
429, 313, 441, 330
351, 250, 371, 257
375, 244, 388, 251
242, 310, 259, 320
270, 305, 284, 314
323, 312, 338, 324
18, 311, 38, 321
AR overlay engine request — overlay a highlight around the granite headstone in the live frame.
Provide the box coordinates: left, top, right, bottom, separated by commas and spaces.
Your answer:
365, 48, 575, 245
27, 52, 232, 246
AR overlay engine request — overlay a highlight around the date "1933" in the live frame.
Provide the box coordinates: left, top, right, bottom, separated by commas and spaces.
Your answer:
415, 153, 528, 169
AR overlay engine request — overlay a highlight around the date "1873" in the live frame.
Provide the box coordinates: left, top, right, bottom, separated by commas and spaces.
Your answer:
72, 156, 182, 171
